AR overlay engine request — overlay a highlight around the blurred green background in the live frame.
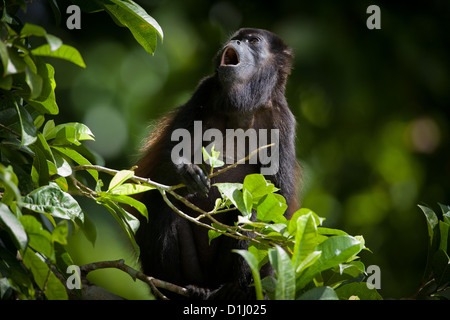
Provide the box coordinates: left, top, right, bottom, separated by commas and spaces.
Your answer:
21, 0, 449, 299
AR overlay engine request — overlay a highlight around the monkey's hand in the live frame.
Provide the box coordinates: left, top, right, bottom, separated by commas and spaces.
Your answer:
175, 162, 210, 197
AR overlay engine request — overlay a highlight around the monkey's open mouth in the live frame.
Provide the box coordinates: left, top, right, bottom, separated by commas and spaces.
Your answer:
220, 47, 240, 66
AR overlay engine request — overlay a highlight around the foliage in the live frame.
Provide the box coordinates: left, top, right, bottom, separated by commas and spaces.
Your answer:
210, 172, 381, 300
0, 0, 161, 300
415, 204, 450, 299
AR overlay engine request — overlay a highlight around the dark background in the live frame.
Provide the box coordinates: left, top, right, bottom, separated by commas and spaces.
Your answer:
20, 0, 450, 299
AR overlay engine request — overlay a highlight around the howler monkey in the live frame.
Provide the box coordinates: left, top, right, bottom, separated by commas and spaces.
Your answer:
134, 28, 299, 299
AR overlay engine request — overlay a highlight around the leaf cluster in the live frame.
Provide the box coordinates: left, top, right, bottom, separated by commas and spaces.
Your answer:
208, 173, 381, 300
0, 0, 161, 300
416, 204, 450, 299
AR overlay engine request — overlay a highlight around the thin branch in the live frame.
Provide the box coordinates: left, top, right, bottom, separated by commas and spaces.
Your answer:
160, 190, 262, 245
0, 123, 21, 138
80, 259, 189, 299
68, 175, 97, 200
209, 143, 274, 179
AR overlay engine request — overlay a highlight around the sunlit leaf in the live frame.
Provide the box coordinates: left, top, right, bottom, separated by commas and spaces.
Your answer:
26, 62, 58, 115
296, 235, 364, 291
102, 0, 163, 54
32, 44, 86, 68
109, 183, 155, 196
20, 23, 63, 51
109, 170, 135, 191
292, 213, 318, 272
52, 146, 98, 181
269, 246, 295, 300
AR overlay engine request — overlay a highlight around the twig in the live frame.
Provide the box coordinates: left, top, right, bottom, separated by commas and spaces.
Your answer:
68, 175, 97, 200
80, 259, 189, 300
0, 123, 21, 138
160, 190, 263, 245
209, 143, 274, 179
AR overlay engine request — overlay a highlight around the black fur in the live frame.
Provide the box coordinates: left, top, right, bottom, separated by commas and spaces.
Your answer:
134, 28, 300, 299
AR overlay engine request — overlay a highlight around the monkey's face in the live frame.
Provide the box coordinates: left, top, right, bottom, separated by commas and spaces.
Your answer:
216, 29, 271, 87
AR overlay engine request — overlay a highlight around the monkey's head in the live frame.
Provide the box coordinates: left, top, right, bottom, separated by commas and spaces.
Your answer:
215, 28, 293, 111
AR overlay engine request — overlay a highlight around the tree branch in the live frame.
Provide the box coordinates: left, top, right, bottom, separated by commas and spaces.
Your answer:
79, 259, 189, 300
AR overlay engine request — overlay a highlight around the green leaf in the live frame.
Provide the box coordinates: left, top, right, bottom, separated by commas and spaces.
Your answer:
109, 183, 155, 196
22, 248, 68, 300
318, 227, 349, 237
5, 47, 26, 75
202, 145, 224, 170
214, 182, 251, 216
25, 66, 43, 99
0, 40, 9, 75
297, 286, 338, 300
107, 193, 148, 222
418, 205, 439, 245
233, 250, 264, 300
52, 125, 78, 145
42, 120, 55, 139
439, 203, 450, 224
432, 249, 450, 287
243, 174, 277, 202
289, 208, 324, 235
20, 23, 63, 51
321, 262, 366, 288
100, 199, 140, 256
19, 215, 53, 258
256, 193, 287, 223
269, 246, 295, 300
109, 170, 135, 190
48, 0, 62, 25
0, 202, 28, 251
52, 146, 98, 181
13, 101, 37, 147
248, 243, 269, 267
32, 44, 86, 68
0, 74, 12, 89
295, 250, 321, 274
31, 146, 50, 187
439, 220, 449, 253
335, 282, 382, 300
52, 220, 69, 245
296, 235, 364, 291
207, 223, 227, 244
53, 152, 72, 177
102, 0, 163, 54
21, 182, 84, 223
26, 61, 58, 115
46, 122, 95, 146
0, 164, 21, 205
292, 213, 319, 272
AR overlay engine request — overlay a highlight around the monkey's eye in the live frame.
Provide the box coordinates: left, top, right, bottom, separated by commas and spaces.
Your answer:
248, 36, 261, 44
